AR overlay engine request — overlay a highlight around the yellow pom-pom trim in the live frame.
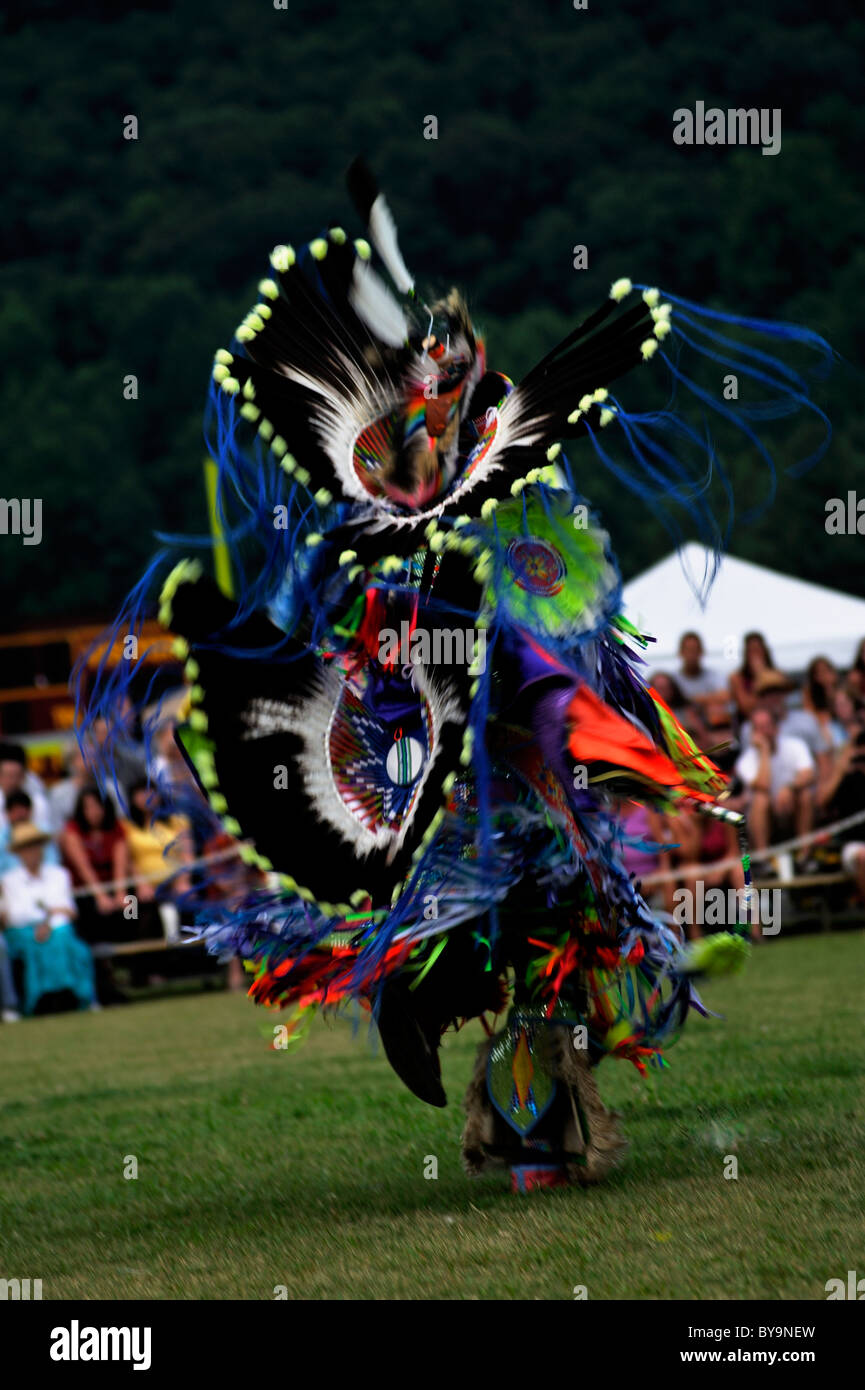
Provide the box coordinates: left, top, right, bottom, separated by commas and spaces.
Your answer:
339, 550, 357, 566
546, 442, 562, 461
641, 338, 660, 360
610, 277, 632, 301
313, 488, 332, 507
642, 288, 660, 308
329, 227, 347, 245
212, 364, 229, 383
240, 403, 260, 423
270, 244, 295, 271
354, 238, 372, 260
310, 238, 328, 260
221, 377, 240, 395
214, 348, 233, 366
459, 729, 474, 767
160, 558, 202, 606
258, 279, 279, 300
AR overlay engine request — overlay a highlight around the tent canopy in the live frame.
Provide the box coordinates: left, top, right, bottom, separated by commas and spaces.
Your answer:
621, 543, 865, 678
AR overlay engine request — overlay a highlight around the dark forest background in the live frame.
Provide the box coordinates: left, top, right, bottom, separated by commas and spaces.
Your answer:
1, 0, 863, 626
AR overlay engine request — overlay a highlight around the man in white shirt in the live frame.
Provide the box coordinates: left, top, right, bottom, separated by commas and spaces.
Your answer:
2, 855, 77, 928
735, 706, 816, 870
0, 823, 95, 1014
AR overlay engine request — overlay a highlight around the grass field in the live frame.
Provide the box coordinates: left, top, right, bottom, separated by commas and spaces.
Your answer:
1, 931, 863, 1300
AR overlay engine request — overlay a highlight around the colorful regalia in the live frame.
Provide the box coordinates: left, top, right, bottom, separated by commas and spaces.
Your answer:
87, 160, 833, 1191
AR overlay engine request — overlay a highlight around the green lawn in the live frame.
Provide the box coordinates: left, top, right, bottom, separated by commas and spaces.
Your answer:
1, 932, 863, 1300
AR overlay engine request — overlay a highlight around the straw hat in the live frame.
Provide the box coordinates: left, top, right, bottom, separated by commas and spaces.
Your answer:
754, 669, 795, 695
9, 822, 52, 851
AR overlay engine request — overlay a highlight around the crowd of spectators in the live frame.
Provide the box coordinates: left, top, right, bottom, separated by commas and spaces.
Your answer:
0, 703, 251, 1021
625, 631, 865, 936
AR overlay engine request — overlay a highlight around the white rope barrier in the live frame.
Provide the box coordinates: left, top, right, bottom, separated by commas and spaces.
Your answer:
66, 844, 244, 899
638, 806, 865, 887
12, 806, 865, 901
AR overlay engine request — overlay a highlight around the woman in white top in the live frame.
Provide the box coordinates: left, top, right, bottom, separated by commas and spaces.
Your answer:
0, 823, 95, 1015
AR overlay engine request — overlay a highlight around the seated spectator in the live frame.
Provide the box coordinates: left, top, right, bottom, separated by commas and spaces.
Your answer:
754, 660, 845, 784
740, 669, 795, 747
650, 670, 714, 753
81, 715, 147, 815
122, 780, 193, 942
60, 787, 132, 1004
817, 724, 865, 900
0, 823, 96, 1015
147, 715, 199, 801
844, 637, 865, 705
729, 632, 777, 723
832, 687, 862, 745
735, 706, 816, 874
650, 671, 689, 714
48, 741, 92, 835
795, 657, 847, 780
664, 803, 748, 941
804, 655, 840, 714
675, 632, 729, 708
697, 693, 739, 773
0, 742, 52, 835
0, 790, 61, 874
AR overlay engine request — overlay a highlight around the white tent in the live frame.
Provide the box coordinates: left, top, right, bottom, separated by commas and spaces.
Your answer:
621, 542, 865, 677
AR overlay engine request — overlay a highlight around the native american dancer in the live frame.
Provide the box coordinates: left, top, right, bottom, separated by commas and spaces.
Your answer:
87, 161, 832, 1191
